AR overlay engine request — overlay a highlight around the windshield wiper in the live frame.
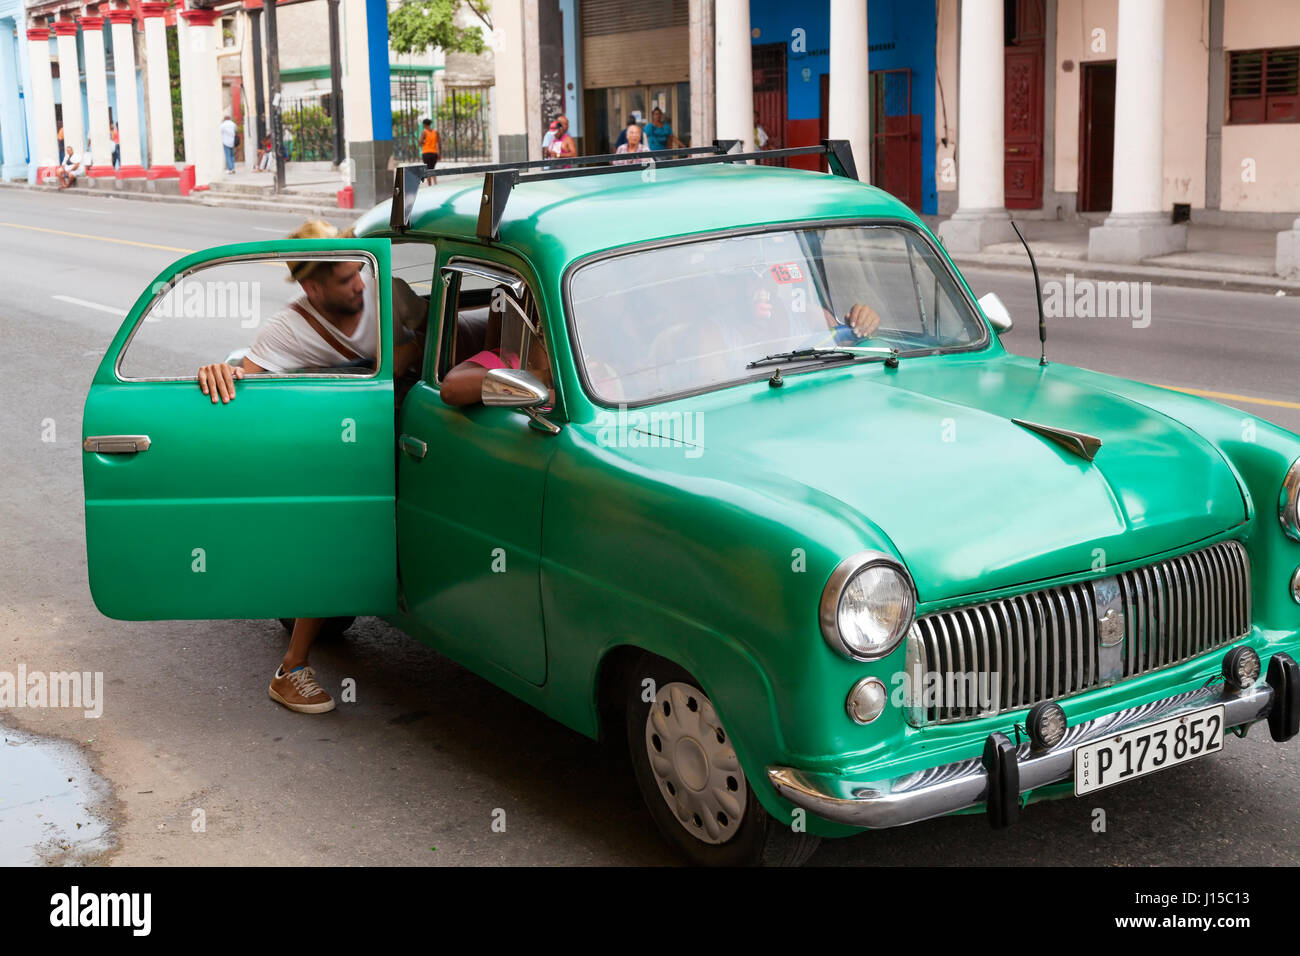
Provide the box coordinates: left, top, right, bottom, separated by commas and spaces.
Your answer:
745, 346, 898, 370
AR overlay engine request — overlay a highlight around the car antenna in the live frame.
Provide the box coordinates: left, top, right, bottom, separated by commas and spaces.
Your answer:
1009, 219, 1047, 366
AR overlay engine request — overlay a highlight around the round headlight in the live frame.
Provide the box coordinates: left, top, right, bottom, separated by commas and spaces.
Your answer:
1291, 566, 1300, 605
820, 551, 916, 661
1280, 457, 1300, 542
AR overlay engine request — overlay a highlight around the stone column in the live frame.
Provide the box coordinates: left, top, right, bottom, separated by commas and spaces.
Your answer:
1277, 217, 1300, 279
108, 9, 144, 174
937, 0, 1013, 251
140, 2, 175, 169
25, 28, 60, 175
1088, 0, 1186, 263
342, 0, 394, 205
828, 0, 869, 181
0, 19, 27, 180
176, 1, 196, 166
179, 7, 220, 187
53, 20, 84, 155
79, 15, 114, 174
714, 0, 753, 151
688, 0, 715, 147
489, 0, 528, 162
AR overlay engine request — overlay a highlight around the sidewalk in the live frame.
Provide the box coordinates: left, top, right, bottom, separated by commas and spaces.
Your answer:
0, 158, 491, 222
924, 216, 1300, 295
0, 161, 364, 221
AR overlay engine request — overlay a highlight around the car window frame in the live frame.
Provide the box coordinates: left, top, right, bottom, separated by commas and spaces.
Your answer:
560, 218, 993, 409
434, 255, 550, 389
114, 249, 385, 384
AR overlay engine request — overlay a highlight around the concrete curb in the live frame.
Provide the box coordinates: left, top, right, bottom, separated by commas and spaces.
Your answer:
0, 180, 364, 221
952, 252, 1299, 296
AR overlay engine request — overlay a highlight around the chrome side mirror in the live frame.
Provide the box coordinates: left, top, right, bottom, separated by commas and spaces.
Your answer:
978, 292, 1013, 333
482, 367, 548, 408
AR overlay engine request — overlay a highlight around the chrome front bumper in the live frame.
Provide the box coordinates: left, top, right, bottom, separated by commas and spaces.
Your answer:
768, 652, 1299, 830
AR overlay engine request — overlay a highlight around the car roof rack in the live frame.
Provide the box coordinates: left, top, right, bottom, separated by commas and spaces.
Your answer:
388, 139, 859, 240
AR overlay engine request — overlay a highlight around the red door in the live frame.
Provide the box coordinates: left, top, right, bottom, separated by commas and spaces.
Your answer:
752, 43, 787, 165
1004, 0, 1044, 209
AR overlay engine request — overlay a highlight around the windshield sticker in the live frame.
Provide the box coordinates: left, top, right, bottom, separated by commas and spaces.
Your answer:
770, 263, 806, 284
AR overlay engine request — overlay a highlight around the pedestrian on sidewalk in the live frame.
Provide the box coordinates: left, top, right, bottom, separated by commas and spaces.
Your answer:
111, 123, 121, 169
419, 118, 439, 185
645, 108, 683, 151
256, 132, 273, 171
546, 114, 577, 167
56, 144, 91, 190
220, 115, 238, 173
613, 123, 650, 165
54, 146, 76, 188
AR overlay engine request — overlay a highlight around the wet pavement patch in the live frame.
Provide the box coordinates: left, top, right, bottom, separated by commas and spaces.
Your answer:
0, 725, 114, 865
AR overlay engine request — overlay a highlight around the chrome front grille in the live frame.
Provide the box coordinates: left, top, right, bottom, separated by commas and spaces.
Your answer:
905, 541, 1251, 725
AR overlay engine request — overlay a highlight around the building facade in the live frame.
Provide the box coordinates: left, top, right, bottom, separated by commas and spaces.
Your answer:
15, 0, 404, 204
492, 0, 1298, 271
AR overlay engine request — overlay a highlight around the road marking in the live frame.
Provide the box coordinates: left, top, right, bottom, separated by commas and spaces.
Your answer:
68, 207, 110, 215
0, 222, 193, 253
53, 295, 127, 317
252, 226, 287, 233
1157, 384, 1300, 411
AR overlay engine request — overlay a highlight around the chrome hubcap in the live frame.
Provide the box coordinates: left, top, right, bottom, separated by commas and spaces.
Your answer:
645, 681, 747, 845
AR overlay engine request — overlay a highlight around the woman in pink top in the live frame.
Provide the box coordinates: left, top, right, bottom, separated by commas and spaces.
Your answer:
442, 329, 553, 407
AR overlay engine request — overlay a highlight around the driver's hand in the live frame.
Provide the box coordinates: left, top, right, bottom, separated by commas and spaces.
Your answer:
198, 363, 244, 404
845, 303, 882, 338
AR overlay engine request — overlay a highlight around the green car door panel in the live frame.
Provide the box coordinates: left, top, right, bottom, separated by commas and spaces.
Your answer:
83, 239, 398, 621
395, 381, 557, 686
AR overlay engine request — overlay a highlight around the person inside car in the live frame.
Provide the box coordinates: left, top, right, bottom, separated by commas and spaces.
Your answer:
195, 220, 428, 714
441, 291, 553, 407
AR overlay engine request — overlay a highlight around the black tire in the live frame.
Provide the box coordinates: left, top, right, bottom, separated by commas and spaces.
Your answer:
276, 617, 356, 640
625, 653, 820, 867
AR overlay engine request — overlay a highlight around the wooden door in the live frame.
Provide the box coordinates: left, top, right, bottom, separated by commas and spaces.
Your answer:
1004, 0, 1044, 208
1079, 61, 1116, 212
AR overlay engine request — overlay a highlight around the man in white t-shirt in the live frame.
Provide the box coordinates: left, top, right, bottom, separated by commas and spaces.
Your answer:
196, 222, 426, 714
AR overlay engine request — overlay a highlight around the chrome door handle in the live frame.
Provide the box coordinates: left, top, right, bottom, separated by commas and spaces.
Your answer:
399, 434, 427, 460
83, 435, 151, 454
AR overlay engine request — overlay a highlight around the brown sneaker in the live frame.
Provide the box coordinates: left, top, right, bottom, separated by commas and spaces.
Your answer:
269, 665, 335, 714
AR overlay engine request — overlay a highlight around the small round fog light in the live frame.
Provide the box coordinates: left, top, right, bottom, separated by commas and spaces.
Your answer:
846, 677, 887, 725
1027, 701, 1067, 751
1223, 646, 1261, 691
1291, 566, 1300, 605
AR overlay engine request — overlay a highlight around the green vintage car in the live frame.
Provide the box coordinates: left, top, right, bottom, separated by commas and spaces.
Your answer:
83, 142, 1300, 866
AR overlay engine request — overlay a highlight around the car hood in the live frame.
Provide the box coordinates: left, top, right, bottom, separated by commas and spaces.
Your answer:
642, 355, 1247, 603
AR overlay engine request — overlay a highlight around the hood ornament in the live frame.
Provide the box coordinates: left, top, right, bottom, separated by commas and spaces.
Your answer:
1012, 419, 1103, 462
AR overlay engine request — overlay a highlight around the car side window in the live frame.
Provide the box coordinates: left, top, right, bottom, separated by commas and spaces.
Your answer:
436, 264, 549, 387
391, 240, 436, 341
118, 254, 381, 380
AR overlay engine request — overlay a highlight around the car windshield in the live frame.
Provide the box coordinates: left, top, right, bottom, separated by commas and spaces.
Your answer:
567, 224, 987, 404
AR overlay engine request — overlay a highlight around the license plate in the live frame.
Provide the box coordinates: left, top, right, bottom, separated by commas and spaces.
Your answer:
1074, 705, 1225, 796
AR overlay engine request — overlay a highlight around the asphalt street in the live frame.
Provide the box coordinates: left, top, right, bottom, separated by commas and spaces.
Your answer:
1, 186, 1298, 866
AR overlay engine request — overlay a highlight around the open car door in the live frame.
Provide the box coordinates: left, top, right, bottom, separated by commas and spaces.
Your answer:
82, 238, 398, 620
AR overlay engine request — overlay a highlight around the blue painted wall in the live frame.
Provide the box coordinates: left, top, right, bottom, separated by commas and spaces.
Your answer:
748, 0, 937, 213
1, 0, 36, 180
367, 0, 393, 141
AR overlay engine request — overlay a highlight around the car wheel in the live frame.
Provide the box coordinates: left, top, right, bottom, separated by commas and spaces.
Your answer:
276, 617, 356, 640
625, 654, 820, 867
